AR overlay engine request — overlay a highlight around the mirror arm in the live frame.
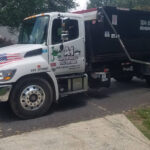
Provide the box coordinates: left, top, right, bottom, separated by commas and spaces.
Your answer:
60, 43, 64, 51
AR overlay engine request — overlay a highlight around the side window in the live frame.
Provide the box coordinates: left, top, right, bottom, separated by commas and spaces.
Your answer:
52, 19, 79, 44
66, 20, 79, 41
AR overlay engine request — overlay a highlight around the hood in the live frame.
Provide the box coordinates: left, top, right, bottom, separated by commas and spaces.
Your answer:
0, 44, 47, 68
0, 44, 44, 55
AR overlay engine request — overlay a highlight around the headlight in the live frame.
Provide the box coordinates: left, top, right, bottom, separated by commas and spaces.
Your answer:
0, 70, 16, 81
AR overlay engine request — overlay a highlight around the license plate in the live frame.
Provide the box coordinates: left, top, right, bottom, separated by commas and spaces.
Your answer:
101, 73, 108, 82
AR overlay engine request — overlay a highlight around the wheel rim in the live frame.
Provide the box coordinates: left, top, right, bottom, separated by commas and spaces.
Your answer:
20, 85, 46, 111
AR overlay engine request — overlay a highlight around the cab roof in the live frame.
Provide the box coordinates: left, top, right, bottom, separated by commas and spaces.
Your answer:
24, 12, 83, 21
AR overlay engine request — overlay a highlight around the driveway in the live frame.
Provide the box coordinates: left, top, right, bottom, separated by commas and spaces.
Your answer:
0, 78, 150, 139
0, 114, 150, 150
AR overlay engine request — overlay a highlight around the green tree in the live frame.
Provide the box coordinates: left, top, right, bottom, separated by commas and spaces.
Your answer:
112, 0, 150, 10
0, 0, 76, 28
87, 0, 150, 11
87, 0, 114, 8
47, 0, 76, 12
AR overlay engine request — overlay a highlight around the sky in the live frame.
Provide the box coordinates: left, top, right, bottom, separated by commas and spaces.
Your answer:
74, 0, 89, 10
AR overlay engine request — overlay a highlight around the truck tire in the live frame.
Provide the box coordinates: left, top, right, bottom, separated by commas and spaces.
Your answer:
10, 77, 53, 119
114, 75, 133, 82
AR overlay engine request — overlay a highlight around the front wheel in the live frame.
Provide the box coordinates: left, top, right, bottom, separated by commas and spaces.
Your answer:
10, 77, 53, 119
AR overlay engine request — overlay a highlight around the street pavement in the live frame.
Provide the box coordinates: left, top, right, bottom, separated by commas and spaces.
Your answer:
0, 78, 150, 138
0, 114, 150, 150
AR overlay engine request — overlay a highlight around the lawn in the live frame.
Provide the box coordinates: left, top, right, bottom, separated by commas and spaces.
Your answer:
126, 106, 150, 140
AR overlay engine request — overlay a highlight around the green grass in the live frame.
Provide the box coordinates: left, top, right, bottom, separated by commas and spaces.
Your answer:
126, 106, 150, 140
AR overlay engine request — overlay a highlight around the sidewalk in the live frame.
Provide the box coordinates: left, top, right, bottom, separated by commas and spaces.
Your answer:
0, 114, 150, 150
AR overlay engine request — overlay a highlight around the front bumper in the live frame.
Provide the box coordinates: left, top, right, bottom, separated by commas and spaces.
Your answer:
0, 85, 12, 102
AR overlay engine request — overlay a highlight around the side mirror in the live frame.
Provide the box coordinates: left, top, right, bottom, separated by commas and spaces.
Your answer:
57, 15, 70, 42
61, 31, 69, 42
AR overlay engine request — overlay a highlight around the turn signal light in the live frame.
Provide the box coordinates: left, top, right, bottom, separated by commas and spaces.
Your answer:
4, 77, 11, 81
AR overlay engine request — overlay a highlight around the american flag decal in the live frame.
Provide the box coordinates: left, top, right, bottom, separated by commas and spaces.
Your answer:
0, 53, 22, 65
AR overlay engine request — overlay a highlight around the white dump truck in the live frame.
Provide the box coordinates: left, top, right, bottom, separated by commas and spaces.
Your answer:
1, 6, 150, 119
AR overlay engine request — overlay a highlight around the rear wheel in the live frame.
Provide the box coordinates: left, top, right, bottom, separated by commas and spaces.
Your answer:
10, 77, 53, 119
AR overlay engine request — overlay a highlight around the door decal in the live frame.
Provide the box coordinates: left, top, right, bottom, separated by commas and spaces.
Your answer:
51, 45, 81, 66
51, 47, 61, 62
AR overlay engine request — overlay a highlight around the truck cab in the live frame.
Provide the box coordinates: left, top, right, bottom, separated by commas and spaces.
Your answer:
19, 13, 86, 75
0, 12, 91, 119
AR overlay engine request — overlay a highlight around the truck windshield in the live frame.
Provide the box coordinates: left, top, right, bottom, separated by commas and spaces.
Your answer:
18, 16, 49, 44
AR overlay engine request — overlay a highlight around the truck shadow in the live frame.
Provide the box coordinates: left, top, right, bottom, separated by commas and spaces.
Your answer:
0, 78, 150, 138
87, 78, 148, 99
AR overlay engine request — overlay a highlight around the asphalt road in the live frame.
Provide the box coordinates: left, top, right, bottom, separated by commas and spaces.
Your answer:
0, 78, 150, 138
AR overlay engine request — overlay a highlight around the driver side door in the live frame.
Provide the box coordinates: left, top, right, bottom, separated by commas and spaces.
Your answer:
49, 16, 85, 76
